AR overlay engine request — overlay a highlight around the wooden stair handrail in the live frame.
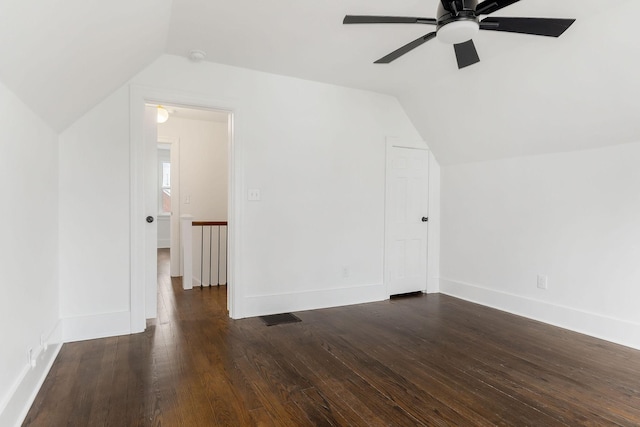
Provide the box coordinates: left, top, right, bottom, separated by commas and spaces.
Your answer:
192, 221, 228, 227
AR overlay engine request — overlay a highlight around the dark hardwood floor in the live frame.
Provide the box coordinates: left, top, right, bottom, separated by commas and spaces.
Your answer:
24, 249, 640, 426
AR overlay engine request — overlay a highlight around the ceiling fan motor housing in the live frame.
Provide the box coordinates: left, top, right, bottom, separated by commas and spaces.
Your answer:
437, 0, 478, 25
437, 0, 480, 44
437, 0, 478, 17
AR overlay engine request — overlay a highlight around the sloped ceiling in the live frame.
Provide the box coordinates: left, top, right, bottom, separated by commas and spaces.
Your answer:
1, 0, 638, 164
0, 0, 172, 132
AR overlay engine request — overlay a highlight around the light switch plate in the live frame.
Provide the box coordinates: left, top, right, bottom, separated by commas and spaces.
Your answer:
537, 274, 548, 290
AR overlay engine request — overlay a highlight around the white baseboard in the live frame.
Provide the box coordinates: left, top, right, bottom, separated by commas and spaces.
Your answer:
193, 277, 225, 287
440, 278, 640, 350
157, 239, 170, 248
0, 324, 62, 427
241, 283, 387, 319
62, 311, 131, 343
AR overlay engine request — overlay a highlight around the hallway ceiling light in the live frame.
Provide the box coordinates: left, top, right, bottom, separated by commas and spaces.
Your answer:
157, 105, 169, 123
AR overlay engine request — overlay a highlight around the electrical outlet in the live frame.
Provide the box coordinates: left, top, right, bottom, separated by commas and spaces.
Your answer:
537, 274, 548, 290
28, 348, 36, 368
248, 189, 261, 201
342, 266, 350, 279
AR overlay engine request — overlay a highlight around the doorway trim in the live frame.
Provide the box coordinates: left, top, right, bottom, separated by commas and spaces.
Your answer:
157, 136, 180, 277
129, 85, 244, 332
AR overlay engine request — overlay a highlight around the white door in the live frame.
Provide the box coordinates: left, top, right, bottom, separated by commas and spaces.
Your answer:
385, 145, 429, 296
144, 106, 158, 318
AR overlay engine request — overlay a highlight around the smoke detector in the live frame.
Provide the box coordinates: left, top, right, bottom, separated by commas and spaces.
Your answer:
188, 50, 207, 62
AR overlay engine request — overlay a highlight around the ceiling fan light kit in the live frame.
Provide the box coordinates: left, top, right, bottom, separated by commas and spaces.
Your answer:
344, 0, 575, 69
437, 20, 479, 44
436, 0, 479, 44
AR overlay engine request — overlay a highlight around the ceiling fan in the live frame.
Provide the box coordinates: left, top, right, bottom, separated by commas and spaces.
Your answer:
343, 0, 575, 69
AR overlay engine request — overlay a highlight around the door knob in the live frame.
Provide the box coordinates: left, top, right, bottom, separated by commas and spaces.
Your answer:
146, 216, 154, 223
422, 217, 429, 222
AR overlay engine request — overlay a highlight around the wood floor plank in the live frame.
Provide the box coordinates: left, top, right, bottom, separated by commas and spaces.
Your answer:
22, 249, 640, 426
342, 296, 632, 425
419, 298, 640, 424
234, 354, 312, 426
275, 323, 427, 426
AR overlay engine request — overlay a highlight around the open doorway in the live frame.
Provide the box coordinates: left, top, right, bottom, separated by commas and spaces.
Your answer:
130, 86, 240, 333
154, 104, 231, 309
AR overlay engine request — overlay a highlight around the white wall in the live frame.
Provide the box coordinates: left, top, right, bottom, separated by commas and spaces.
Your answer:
158, 116, 228, 221
157, 215, 170, 248
135, 56, 425, 317
440, 142, 640, 349
0, 80, 61, 427
57, 53, 425, 336
58, 86, 132, 341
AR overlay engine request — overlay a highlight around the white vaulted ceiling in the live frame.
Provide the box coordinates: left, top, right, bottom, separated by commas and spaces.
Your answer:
1, 0, 638, 163
0, 0, 172, 132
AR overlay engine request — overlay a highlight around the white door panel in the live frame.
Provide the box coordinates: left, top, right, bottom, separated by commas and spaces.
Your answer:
386, 146, 429, 296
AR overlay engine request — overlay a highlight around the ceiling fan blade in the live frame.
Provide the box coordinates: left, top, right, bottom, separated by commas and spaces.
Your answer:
453, 39, 480, 69
343, 15, 436, 25
475, 0, 521, 15
374, 32, 437, 64
480, 17, 576, 37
